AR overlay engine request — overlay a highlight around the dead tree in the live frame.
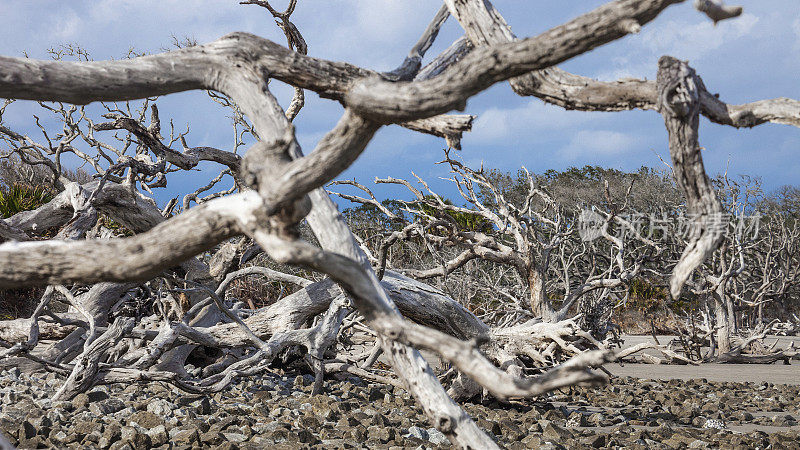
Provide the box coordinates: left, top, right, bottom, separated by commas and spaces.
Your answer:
675, 176, 800, 362
0, 0, 798, 447
332, 151, 656, 326
737, 198, 800, 330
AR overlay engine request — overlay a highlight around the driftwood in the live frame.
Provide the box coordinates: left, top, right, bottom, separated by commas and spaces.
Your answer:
0, 1, 798, 447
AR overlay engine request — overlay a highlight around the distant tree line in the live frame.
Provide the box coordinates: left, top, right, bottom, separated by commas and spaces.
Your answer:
336, 161, 800, 355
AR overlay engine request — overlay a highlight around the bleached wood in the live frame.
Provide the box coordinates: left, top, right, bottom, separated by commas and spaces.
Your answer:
656, 56, 724, 299
444, 0, 800, 129
0, 192, 262, 287
0, 0, 797, 446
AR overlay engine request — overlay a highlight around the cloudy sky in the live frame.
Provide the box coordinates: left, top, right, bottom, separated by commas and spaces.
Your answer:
1, 1, 798, 205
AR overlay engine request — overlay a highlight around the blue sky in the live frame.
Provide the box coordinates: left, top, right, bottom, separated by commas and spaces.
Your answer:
1, 1, 798, 206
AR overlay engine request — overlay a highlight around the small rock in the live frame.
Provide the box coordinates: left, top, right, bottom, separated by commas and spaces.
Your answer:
477, 418, 502, 435
348, 425, 367, 441
146, 398, 173, 417
114, 406, 136, 420
18, 436, 47, 449
120, 425, 151, 450
172, 427, 201, 446
193, 396, 212, 415
222, 432, 247, 443
71, 419, 98, 437
297, 428, 316, 443
200, 431, 225, 445
542, 422, 573, 441
427, 428, 449, 446
90, 398, 126, 415
522, 434, 543, 448
50, 429, 71, 446
581, 434, 606, 448
299, 415, 320, 428
213, 443, 239, 450
87, 390, 110, 403
702, 418, 726, 430
692, 416, 707, 427
565, 412, 587, 428
109, 439, 134, 450
367, 425, 393, 443
17, 421, 37, 440
71, 393, 90, 410
146, 425, 168, 446
368, 386, 384, 402
772, 414, 797, 426
128, 411, 164, 429
587, 412, 605, 426
100, 423, 121, 447
406, 425, 428, 441
542, 409, 565, 421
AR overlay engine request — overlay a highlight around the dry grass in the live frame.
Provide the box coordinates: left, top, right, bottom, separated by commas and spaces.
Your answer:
614, 307, 686, 335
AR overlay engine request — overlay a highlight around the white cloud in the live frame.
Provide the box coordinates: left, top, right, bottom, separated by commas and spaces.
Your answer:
301, 0, 440, 71
640, 13, 758, 61
53, 10, 82, 41
296, 130, 329, 150
594, 13, 759, 81
470, 100, 598, 144
354, 1, 422, 43
560, 130, 639, 161
793, 17, 800, 50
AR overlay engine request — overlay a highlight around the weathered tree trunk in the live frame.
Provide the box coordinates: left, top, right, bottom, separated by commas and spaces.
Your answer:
656, 56, 725, 298
527, 265, 557, 322
712, 291, 733, 354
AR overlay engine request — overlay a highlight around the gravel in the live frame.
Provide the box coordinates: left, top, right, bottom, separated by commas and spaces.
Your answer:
1, 368, 799, 449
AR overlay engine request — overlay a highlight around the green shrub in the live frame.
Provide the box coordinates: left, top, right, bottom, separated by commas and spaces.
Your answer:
0, 184, 53, 218
97, 215, 134, 237
0, 184, 53, 318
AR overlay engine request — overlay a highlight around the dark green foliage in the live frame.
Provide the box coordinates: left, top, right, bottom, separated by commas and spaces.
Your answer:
97, 215, 135, 237
626, 277, 697, 314
759, 185, 800, 226
0, 159, 62, 319
0, 288, 43, 320
0, 183, 53, 319
342, 199, 407, 232
0, 184, 53, 218
414, 195, 491, 233
480, 164, 680, 215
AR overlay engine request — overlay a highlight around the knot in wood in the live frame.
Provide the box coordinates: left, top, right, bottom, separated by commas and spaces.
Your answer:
470, 333, 490, 348
385, 328, 402, 340
656, 56, 700, 118
435, 413, 454, 433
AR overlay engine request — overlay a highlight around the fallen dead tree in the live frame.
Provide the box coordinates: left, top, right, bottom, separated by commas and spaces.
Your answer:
772, 315, 800, 336
1, 0, 798, 447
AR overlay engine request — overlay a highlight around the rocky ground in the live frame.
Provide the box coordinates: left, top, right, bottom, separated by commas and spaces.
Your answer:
1, 365, 799, 449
